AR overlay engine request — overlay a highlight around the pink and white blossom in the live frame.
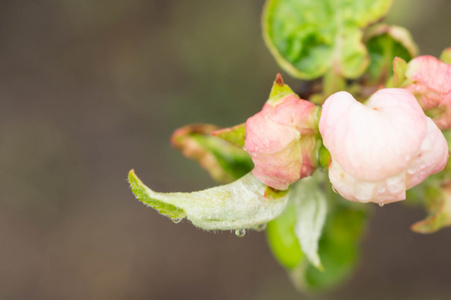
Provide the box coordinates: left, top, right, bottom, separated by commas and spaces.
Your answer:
405, 55, 451, 129
319, 88, 448, 204
245, 94, 319, 190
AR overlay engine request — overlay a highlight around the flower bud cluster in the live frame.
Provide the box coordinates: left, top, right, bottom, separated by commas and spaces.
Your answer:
245, 86, 320, 190
245, 75, 449, 204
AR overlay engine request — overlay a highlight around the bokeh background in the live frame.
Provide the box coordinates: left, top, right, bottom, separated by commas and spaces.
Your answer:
1, 0, 451, 299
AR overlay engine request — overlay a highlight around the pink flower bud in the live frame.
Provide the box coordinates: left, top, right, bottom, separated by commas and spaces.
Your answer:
245, 94, 319, 190
404, 55, 451, 129
319, 88, 448, 204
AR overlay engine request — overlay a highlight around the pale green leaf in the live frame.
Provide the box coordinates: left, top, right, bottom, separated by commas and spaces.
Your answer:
129, 170, 290, 230
292, 173, 328, 269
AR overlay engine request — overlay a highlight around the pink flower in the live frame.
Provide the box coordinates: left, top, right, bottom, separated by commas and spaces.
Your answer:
245, 94, 319, 190
319, 88, 448, 204
404, 55, 451, 129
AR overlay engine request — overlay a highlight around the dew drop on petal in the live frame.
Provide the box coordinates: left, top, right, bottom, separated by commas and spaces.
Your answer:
332, 186, 338, 193
171, 218, 182, 224
235, 229, 246, 237
379, 203, 384, 207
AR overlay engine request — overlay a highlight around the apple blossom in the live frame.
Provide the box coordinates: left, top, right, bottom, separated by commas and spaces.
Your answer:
404, 55, 451, 129
244, 79, 320, 190
319, 88, 448, 204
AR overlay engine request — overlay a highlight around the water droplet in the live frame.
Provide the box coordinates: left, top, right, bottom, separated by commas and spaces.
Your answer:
255, 224, 267, 232
332, 186, 338, 193
242, 146, 246, 151
379, 203, 384, 207
171, 218, 182, 224
235, 229, 246, 237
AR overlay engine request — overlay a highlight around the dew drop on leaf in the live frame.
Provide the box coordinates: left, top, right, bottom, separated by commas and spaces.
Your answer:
235, 229, 246, 237
171, 218, 182, 224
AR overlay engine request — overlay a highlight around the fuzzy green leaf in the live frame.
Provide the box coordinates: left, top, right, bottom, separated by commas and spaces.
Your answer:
129, 170, 290, 230
262, 0, 393, 79
129, 170, 186, 219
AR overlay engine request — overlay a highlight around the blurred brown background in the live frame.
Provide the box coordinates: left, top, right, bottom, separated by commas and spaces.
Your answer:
1, 0, 451, 299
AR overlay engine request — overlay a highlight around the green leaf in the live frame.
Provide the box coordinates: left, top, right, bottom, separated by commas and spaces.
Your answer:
266, 172, 327, 272
171, 124, 253, 183
267, 204, 305, 269
411, 184, 451, 234
390, 56, 408, 88
267, 73, 296, 104
129, 170, 186, 220
443, 129, 451, 150
318, 144, 331, 169
262, 0, 393, 80
292, 173, 328, 269
129, 170, 290, 230
365, 24, 417, 84
267, 176, 369, 292
302, 199, 368, 290
440, 47, 451, 64
212, 123, 246, 148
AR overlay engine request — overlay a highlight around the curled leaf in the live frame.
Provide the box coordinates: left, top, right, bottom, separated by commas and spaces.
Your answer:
262, 0, 393, 79
365, 24, 417, 84
171, 124, 253, 183
129, 170, 290, 231
411, 184, 451, 233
